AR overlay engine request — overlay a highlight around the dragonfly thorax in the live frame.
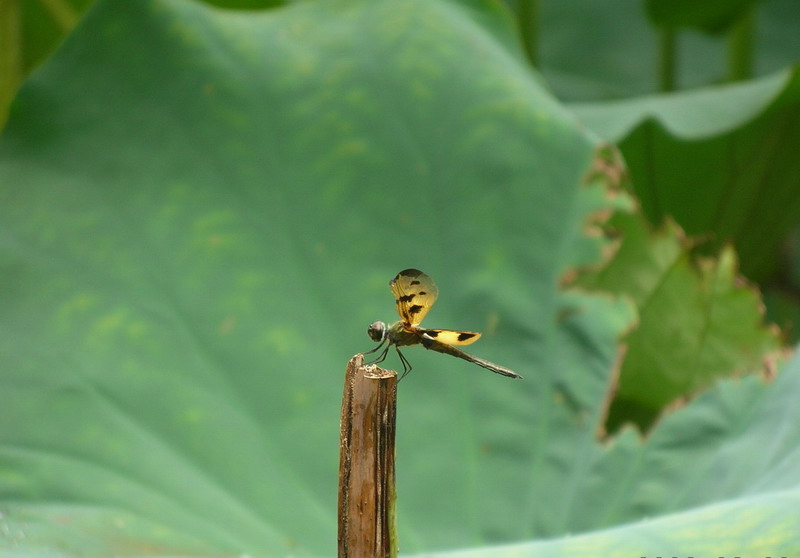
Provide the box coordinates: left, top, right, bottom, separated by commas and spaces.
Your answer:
367, 321, 387, 343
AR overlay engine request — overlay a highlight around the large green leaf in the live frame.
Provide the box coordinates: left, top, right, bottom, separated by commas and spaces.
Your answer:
0, 0, 601, 554
578, 211, 780, 432
571, 66, 800, 342
7, 0, 800, 128
571, 66, 800, 281
541, 0, 800, 101
1, 1, 798, 556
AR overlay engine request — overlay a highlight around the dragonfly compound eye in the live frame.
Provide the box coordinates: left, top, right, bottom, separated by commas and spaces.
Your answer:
367, 321, 386, 342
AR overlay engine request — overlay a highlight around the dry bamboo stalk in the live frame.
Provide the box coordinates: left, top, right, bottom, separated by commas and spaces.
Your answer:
338, 354, 398, 558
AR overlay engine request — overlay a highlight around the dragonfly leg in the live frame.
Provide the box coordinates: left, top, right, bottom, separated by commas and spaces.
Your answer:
363, 337, 387, 356
395, 346, 412, 381
364, 341, 390, 365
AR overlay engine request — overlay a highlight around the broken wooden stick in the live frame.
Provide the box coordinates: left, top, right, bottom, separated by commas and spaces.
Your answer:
338, 354, 398, 558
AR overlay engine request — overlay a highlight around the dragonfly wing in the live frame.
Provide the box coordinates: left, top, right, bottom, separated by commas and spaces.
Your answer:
389, 269, 438, 326
421, 329, 481, 346
419, 336, 523, 379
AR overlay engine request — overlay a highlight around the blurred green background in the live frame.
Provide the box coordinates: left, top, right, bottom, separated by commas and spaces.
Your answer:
6, 0, 800, 325
1, 0, 800, 556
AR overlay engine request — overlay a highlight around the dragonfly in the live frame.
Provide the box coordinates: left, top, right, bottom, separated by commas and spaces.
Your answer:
364, 268, 523, 380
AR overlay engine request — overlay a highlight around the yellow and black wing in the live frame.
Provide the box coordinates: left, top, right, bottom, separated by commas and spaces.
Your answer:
389, 268, 439, 326
421, 329, 481, 346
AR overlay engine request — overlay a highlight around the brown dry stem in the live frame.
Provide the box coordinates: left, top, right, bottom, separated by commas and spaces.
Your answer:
338, 354, 398, 558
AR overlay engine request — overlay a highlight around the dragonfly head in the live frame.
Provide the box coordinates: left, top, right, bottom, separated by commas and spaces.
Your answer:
367, 321, 387, 343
